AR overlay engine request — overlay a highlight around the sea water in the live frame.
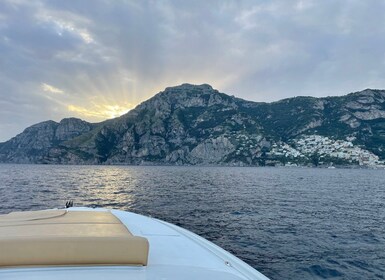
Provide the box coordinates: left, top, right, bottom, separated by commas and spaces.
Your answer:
0, 164, 384, 279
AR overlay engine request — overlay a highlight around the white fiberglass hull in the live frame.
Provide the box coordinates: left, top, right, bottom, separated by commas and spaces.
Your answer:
0, 207, 269, 280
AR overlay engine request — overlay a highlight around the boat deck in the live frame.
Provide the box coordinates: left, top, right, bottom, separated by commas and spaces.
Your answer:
0, 207, 269, 280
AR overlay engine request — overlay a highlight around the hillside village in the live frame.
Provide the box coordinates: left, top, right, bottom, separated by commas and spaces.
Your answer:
267, 134, 385, 168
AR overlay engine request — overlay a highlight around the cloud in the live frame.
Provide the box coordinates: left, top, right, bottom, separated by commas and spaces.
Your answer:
1, 0, 385, 141
41, 83, 64, 94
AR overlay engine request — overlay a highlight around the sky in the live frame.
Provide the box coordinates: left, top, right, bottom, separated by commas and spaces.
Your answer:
1, 0, 385, 142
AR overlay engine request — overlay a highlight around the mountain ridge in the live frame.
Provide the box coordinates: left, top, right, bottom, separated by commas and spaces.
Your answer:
1, 84, 385, 167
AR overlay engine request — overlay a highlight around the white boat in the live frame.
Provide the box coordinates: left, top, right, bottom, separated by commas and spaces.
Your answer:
0, 207, 270, 280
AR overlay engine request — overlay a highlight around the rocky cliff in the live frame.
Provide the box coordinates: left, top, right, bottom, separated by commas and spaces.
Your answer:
1, 84, 385, 166
0, 118, 94, 163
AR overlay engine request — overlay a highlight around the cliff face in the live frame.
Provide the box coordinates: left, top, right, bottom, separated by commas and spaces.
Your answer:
1, 84, 385, 166
0, 118, 94, 163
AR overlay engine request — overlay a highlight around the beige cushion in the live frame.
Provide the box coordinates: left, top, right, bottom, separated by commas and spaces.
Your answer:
0, 210, 149, 267
0, 210, 67, 222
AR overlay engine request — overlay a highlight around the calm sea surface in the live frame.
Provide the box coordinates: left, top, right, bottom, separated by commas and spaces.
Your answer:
0, 164, 384, 279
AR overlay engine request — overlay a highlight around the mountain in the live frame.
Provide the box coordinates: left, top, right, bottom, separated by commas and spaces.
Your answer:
0, 118, 95, 163
1, 84, 385, 166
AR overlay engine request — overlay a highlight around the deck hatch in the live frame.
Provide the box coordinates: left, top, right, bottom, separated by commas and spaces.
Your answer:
0, 210, 149, 267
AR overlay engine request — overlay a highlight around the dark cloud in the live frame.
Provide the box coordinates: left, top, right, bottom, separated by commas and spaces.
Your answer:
1, 0, 385, 141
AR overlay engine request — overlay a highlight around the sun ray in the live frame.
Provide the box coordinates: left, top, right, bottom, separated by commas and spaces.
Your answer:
67, 102, 132, 120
